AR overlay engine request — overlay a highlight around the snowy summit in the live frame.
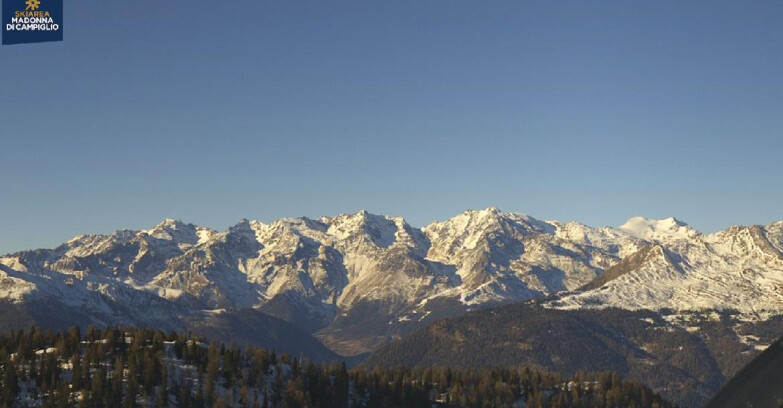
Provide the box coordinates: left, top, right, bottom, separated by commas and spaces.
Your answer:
618, 216, 700, 242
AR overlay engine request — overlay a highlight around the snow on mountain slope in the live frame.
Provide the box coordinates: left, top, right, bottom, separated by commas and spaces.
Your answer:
550, 222, 783, 317
2, 208, 783, 355
618, 216, 699, 242
419, 207, 635, 306
552, 221, 640, 255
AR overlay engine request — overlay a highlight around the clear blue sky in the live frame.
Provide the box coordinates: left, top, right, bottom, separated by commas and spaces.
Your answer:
2, 1, 782, 254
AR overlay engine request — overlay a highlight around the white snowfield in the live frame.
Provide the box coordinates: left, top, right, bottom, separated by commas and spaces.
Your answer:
1, 208, 782, 329
551, 220, 783, 317
618, 216, 700, 242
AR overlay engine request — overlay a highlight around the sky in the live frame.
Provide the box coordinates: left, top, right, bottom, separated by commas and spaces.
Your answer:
1, 1, 782, 254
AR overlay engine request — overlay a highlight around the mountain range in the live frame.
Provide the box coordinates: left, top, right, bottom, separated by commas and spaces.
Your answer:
2, 208, 783, 405
2, 208, 782, 350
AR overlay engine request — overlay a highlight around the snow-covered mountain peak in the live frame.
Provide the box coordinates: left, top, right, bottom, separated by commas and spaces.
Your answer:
221, 219, 259, 242
618, 216, 699, 242
61, 230, 137, 258
268, 217, 322, 232
157, 217, 180, 227
707, 224, 783, 263
474, 206, 502, 216
147, 218, 186, 232
463, 206, 504, 222
143, 218, 201, 245
325, 211, 405, 248
247, 219, 267, 231
228, 218, 257, 233
433, 207, 552, 233
422, 208, 558, 259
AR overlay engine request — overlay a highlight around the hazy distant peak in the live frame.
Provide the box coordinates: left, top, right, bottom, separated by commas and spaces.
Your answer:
618, 216, 699, 241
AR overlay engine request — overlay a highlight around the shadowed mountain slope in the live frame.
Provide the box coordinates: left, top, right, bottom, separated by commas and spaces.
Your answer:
363, 301, 783, 407
704, 337, 783, 408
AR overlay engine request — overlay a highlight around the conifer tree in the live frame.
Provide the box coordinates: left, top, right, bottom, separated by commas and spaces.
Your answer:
1, 360, 19, 406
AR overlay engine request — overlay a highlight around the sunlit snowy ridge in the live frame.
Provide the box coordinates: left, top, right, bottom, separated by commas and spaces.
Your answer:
1, 208, 782, 353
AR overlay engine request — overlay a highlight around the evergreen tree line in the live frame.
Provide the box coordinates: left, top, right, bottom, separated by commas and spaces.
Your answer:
0, 326, 677, 408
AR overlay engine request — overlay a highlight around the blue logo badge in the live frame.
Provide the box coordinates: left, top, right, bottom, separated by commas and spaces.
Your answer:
3, 0, 63, 45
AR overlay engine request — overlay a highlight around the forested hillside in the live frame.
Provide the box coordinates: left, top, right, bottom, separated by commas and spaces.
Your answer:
704, 337, 783, 408
363, 303, 783, 407
0, 326, 675, 408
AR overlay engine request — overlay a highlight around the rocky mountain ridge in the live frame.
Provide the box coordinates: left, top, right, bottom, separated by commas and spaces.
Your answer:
1, 208, 782, 356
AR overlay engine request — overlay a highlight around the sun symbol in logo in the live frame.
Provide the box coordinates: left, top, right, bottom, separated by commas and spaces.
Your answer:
25, 0, 41, 10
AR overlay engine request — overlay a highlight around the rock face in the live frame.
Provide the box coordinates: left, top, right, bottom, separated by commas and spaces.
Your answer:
1, 208, 783, 357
